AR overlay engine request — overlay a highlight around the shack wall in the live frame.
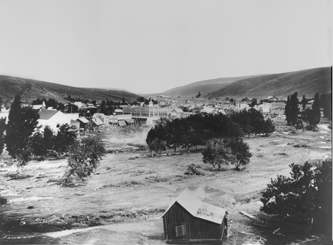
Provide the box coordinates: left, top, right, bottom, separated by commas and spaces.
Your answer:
163, 202, 222, 241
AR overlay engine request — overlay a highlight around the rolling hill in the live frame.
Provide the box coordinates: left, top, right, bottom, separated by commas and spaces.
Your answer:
161, 67, 332, 98
161, 76, 250, 97
208, 67, 332, 98
0, 75, 139, 103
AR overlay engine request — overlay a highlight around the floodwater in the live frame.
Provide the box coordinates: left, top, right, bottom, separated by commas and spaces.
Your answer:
0, 124, 331, 244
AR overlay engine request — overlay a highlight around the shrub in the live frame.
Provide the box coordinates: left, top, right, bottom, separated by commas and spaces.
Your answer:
202, 137, 252, 170
62, 136, 105, 186
54, 124, 77, 154
29, 132, 48, 156
261, 159, 332, 235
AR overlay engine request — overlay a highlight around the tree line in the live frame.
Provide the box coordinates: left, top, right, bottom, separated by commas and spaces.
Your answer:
146, 109, 275, 170
285, 92, 331, 129
146, 109, 274, 152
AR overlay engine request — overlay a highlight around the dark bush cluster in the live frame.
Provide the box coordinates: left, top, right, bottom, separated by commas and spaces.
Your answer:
230, 108, 275, 136
261, 159, 332, 236
29, 124, 77, 158
146, 110, 274, 153
146, 113, 243, 152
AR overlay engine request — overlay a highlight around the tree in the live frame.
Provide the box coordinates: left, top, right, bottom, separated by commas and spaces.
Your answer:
320, 93, 332, 120
262, 118, 275, 136
148, 138, 166, 155
0, 118, 6, 155
29, 126, 55, 157
195, 91, 201, 98
62, 136, 105, 186
301, 93, 321, 129
261, 160, 332, 236
202, 138, 251, 170
285, 92, 300, 126
5, 95, 39, 165
43, 126, 55, 150
311, 93, 321, 125
29, 132, 48, 156
54, 124, 77, 154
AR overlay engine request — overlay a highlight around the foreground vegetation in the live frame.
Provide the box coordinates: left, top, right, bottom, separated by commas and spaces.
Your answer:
0, 95, 105, 187
261, 159, 332, 236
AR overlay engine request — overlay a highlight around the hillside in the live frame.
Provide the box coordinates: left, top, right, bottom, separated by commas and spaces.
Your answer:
0, 75, 139, 103
161, 77, 249, 97
161, 67, 331, 98
208, 67, 332, 98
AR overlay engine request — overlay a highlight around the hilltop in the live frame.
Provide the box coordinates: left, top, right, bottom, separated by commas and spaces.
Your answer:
0, 75, 139, 103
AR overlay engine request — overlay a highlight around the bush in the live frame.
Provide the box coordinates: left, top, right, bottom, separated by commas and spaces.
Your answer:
261, 159, 332, 235
29, 132, 48, 156
29, 126, 56, 157
62, 136, 105, 186
54, 124, 77, 154
202, 137, 252, 170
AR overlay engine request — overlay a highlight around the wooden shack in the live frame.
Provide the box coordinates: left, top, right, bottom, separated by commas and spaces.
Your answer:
162, 191, 227, 243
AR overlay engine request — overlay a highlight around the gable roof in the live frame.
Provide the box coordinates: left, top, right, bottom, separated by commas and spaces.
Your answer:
77, 117, 89, 124
162, 190, 226, 225
39, 109, 58, 120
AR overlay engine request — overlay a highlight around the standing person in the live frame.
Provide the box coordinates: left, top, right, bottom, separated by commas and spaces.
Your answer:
220, 211, 229, 241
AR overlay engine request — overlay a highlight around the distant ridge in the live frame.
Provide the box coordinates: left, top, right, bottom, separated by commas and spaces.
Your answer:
0, 75, 139, 103
161, 67, 332, 98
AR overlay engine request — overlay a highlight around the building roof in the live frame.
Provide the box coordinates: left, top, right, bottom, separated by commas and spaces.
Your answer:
162, 190, 226, 225
78, 117, 89, 124
39, 109, 58, 120
92, 117, 104, 126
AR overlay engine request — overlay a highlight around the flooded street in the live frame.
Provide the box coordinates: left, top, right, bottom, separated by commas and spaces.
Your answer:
0, 125, 331, 244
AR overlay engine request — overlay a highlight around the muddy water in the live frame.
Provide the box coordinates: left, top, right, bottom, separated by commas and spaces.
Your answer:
0, 125, 331, 244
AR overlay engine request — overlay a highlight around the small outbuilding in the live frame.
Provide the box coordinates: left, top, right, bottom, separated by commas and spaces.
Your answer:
162, 191, 227, 243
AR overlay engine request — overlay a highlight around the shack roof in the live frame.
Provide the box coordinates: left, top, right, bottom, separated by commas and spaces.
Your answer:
162, 190, 226, 225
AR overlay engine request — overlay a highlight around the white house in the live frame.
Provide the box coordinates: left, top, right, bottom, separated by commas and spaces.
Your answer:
38, 109, 79, 133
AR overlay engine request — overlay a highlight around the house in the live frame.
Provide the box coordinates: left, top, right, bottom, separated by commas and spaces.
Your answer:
77, 117, 90, 130
92, 116, 104, 127
32, 101, 46, 110
162, 191, 227, 242
38, 109, 79, 132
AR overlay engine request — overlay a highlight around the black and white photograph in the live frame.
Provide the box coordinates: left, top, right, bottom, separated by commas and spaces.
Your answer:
0, 1, 332, 244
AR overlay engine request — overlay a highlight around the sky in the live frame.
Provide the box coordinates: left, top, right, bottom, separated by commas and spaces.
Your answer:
0, 0, 332, 94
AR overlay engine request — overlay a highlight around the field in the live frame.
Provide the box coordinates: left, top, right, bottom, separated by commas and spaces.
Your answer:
0, 124, 331, 245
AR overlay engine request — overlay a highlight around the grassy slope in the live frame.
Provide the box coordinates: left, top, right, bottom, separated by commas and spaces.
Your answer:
208, 67, 332, 98
161, 67, 331, 98
0, 75, 139, 103
162, 77, 249, 96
